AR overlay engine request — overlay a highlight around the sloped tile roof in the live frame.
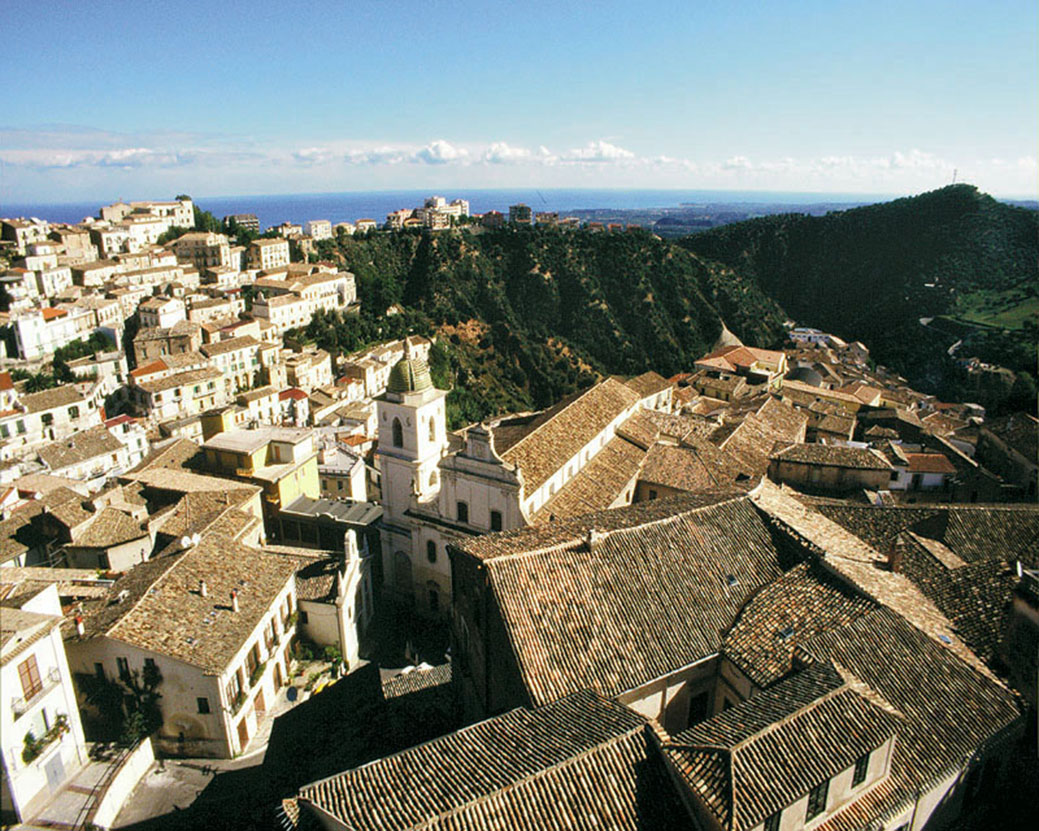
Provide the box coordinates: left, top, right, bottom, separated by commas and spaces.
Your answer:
497, 378, 639, 492
531, 434, 646, 523
639, 437, 749, 494
71, 507, 148, 548
75, 533, 296, 674
769, 443, 891, 471
624, 370, 671, 398
456, 496, 785, 705
297, 691, 688, 831
723, 561, 877, 687
665, 662, 900, 831
20, 384, 85, 413
381, 662, 452, 699
38, 425, 124, 471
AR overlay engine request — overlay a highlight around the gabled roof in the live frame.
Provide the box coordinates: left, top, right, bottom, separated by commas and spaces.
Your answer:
496, 378, 639, 493
453, 495, 785, 705
74, 533, 296, 674
770, 443, 891, 471
665, 662, 900, 831
38, 425, 124, 472
297, 691, 688, 831
20, 384, 85, 413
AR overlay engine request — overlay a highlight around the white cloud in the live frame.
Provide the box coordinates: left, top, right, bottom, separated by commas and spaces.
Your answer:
560, 140, 636, 163
413, 139, 468, 165
482, 142, 533, 164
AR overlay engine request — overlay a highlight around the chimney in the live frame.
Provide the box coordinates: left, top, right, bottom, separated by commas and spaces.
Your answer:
75, 615, 85, 638
199, 579, 208, 597
887, 536, 904, 574
587, 528, 604, 549
230, 588, 239, 613
344, 530, 359, 562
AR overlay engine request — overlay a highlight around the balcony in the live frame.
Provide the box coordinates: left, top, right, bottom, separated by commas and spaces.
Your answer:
11, 668, 61, 720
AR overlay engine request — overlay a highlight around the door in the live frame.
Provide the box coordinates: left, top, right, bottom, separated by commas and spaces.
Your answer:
44, 754, 66, 792
237, 717, 249, 750
254, 688, 266, 720
274, 662, 284, 689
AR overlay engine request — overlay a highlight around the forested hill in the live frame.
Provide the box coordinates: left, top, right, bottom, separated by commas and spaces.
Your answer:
678, 184, 1039, 406
304, 228, 787, 424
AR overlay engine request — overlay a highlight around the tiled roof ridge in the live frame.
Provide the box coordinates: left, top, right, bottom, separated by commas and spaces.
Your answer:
503, 377, 631, 459
751, 481, 1004, 684
406, 721, 650, 831
486, 493, 747, 565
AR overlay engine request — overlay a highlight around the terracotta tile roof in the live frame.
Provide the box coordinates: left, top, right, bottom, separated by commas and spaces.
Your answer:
497, 378, 639, 492
902, 452, 957, 475
297, 691, 688, 830
624, 370, 671, 398
20, 385, 85, 413
71, 507, 148, 548
125, 437, 201, 474
802, 609, 1020, 825
381, 663, 452, 699
455, 496, 785, 705
38, 425, 124, 471
75, 533, 296, 674
0, 371, 13, 391
138, 366, 222, 395
697, 344, 785, 373
638, 439, 748, 493
665, 661, 900, 831
201, 335, 261, 357
749, 483, 1001, 680
723, 561, 877, 687
532, 434, 646, 523
642, 409, 718, 442
769, 443, 891, 471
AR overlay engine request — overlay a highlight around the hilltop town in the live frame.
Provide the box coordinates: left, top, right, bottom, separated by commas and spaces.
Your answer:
0, 196, 1036, 830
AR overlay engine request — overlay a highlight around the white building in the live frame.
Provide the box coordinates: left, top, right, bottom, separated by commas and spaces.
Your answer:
303, 220, 332, 240
138, 296, 187, 329
1, 584, 88, 823
248, 238, 291, 272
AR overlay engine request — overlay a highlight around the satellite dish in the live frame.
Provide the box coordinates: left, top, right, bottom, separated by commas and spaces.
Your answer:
180, 536, 192, 548
192, 533, 201, 545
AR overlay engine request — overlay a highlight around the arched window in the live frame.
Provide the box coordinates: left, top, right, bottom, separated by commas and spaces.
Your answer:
429, 416, 436, 442
426, 540, 437, 563
392, 417, 403, 448
429, 470, 438, 488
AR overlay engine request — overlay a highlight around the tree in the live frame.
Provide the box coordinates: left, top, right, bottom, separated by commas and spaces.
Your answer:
193, 205, 222, 233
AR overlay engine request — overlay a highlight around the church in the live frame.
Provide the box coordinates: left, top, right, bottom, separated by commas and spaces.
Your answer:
375, 344, 673, 616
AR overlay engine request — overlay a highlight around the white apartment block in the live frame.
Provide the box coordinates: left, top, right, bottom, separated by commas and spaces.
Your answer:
201, 335, 263, 396
171, 232, 233, 271
1, 218, 51, 255
134, 366, 227, 423
11, 306, 96, 360
248, 239, 291, 272
139, 297, 187, 329
303, 220, 332, 240
0, 384, 105, 449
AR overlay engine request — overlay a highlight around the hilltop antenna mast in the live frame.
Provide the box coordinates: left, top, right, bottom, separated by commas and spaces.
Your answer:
951, 168, 957, 184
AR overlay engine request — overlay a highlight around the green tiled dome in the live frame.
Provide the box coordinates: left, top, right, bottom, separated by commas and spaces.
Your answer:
387, 355, 433, 394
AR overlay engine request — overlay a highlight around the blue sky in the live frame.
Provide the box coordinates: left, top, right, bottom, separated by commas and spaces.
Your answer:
2, 0, 1036, 202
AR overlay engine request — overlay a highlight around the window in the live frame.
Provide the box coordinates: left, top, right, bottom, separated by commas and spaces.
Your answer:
68, 405, 79, 419
806, 780, 828, 820
426, 540, 437, 563
144, 658, 156, 671
117, 656, 130, 681
457, 501, 469, 523
763, 812, 781, 831
299, 610, 309, 625
16, 420, 25, 434
197, 697, 211, 714
17, 655, 42, 700
649, 489, 658, 500
852, 752, 870, 787
41, 413, 53, 427
490, 510, 502, 532
337, 480, 344, 491
0, 424, 7, 439
94, 663, 105, 680
428, 416, 436, 442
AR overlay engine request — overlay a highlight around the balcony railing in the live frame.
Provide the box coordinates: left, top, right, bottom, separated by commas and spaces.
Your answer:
11, 668, 61, 719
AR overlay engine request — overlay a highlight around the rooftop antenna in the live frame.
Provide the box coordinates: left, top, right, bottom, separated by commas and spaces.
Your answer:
951, 168, 957, 185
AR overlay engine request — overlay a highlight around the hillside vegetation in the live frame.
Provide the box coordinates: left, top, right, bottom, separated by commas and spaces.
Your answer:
679, 185, 1038, 408
301, 228, 787, 425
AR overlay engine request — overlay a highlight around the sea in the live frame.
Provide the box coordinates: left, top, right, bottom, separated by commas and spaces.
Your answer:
3, 188, 897, 228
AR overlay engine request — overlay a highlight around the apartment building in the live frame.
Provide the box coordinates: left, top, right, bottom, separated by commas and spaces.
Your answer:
1, 218, 51, 254
138, 297, 187, 329
10, 306, 96, 360
201, 335, 263, 395
134, 367, 227, 422
247, 239, 291, 272
303, 220, 332, 240
171, 232, 233, 271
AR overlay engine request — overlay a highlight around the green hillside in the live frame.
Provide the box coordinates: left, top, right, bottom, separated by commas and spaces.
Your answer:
678, 185, 1038, 408
300, 228, 787, 426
